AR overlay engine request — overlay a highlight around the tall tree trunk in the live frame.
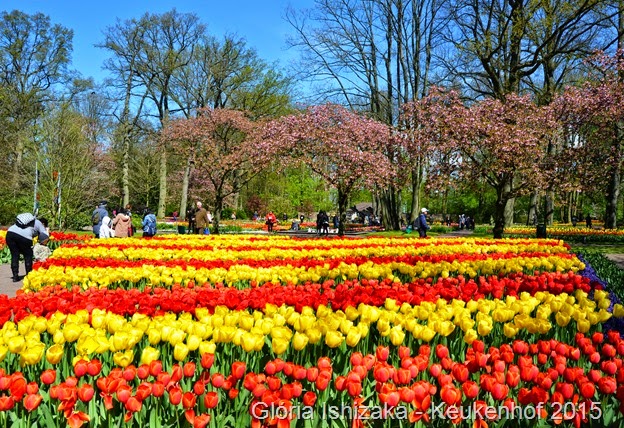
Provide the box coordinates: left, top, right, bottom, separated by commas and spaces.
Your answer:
212, 196, 223, 235
409, 163, 423, 223
158, 148, 167, 218
179, 154, 193, 221
122, 130, 130, 208
504, 197, 515, 227
493, 184, 509, 239
337, 188, 348, 237
527, 192, 538, 225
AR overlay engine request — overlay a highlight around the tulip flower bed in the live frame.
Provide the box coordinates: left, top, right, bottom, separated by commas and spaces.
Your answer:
0, 235, 622, 427
503, 225, 624, 243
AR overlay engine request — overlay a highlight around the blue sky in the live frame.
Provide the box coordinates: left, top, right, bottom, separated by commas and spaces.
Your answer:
2, 0, 311, 82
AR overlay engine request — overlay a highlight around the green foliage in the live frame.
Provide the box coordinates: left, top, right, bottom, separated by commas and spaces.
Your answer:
577, 252, 624, 302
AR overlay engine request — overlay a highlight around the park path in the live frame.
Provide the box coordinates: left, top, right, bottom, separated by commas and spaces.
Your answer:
438, 229, 474, 238
0, 263, 20, 298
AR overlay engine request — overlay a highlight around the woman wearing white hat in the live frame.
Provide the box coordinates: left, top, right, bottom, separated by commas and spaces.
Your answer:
418, 208, 429, 238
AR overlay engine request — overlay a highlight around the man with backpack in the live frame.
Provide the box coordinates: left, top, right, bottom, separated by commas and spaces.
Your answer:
413, 208, 430, 238
142, 209, 157, 237
92, 201, 109, 238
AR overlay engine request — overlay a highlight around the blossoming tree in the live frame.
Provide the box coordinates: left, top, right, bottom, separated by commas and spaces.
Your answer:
164, 108, 266, 233
264, 104, 395, 235
420, 89, 556, 238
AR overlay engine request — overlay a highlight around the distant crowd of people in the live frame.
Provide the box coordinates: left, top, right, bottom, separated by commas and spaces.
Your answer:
92, 200, 156, 239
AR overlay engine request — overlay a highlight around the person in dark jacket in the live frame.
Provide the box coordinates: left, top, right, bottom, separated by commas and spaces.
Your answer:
418, 208, 430, 238
6, 214, 49, 282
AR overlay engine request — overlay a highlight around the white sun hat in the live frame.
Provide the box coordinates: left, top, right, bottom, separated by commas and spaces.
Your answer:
421, 208, 428, 213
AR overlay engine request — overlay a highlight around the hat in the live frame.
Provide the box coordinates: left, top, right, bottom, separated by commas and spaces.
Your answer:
421, 208, 428, 213
100, 200, 108, 206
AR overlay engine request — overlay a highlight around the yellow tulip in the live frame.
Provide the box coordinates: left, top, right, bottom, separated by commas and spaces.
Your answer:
7, 335, 25, 354
0, 345, 7, 362
173, 343, 189, 361
389, 326, 405, 346
46, 344, 64, 365
198, 341, 216, 355
477, 320, 492, 336
464, 328, 478, 344
292, 332, 309, 351
555, 311, 570, 327
113, 350, 134, 367
420, 326, 436, 342
272, 337, 289, 354
503, 323, 518, 338
63, 323, 83, 342
325, 331, 344, 348
577, 318, 590, 333
345, 329, 361, 347
613, 304, 624, 318
140, 346, 160, 366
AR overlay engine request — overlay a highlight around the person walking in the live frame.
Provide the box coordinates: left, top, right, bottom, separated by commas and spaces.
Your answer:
6, 214, 49, 282
112, 209, 132, 238
266, 211, 277, 233
195, 202, 210, 234
92, 201, 109, 238
418, 208, 430, 238
142, 209, 157, 237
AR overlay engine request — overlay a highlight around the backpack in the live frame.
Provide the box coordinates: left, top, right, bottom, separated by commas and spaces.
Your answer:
143, 214, 157, 235
16, 213, 36, 228
92, 210, 101, 225
412, 216, 421, 230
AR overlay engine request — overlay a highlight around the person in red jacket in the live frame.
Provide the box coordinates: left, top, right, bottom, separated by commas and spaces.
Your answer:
265, 211, 277, 233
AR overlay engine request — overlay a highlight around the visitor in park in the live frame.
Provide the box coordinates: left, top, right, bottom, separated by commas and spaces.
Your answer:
266, 211, 277, 232
231, 212, 237, 220
6, 214, 49, 282
142, 209, 157, 237
333, 214, 339, 229
300, 214, 305, 223
186, 207, 196, 234
207, 210, 213, 224
446, 215, 452, 226
195, 201, 209, 234
316, 210, 323, 235
99, 215, 114, 238
586, 214, 592, 229
418, 208, 430, 238
91, 201, 109, 238
572, 215, 578, 227
319, 210, 330, 236
112, 208, 131, 238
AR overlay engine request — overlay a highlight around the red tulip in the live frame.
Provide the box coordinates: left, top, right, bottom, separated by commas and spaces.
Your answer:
123, 366, 136, 382
204, 391, 219, 409
399, 387, 415, 403
374, 366, 391, 383
25, 382, 38, 395
506, 371, 520, 388
452, 364, 469, 383
429, 364, 442, 378
23, 394, 42, 412
0, 396, 14, 411
307, 367, 319, 382
137, 365, 150, 380
201, 353, 214, 370
40, 369, 56, 385
376, 346, 389, 362
169, 386, 183, 405
315, 371, 331, 391
116, 385, 132, 404
77, 384, 95, 402
379, 390, 400, 407
182, 391, 196, 409
125, 396, 142, 413
491, 383, 509, 401
264, 361, 277, 375
74, 360, 88, 378
399, 346, 411, 360
350, 352, 364, 366
436, 344, 449, 359
87, 359, 102, 377
211, 373, 225, 388
183, 362, 196, 378
440, 384, 461, 406
462, 381, 479, 399
303, 391, 317, 406
293, 365, 307, 381
598, 377, 617, 395
232, 362, 246, 380
228, 388, 239, 400
150, 360, 163, 377
152, 381, 165, 397
193, 381, 205, 396
579, 382, 595, 399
